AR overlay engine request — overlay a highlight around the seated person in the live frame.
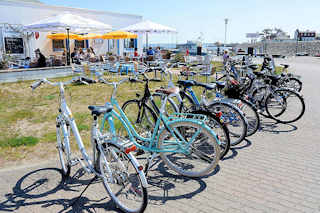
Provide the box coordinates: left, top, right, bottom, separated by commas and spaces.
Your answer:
34, 49, 46, 68
146, 47, 154, 56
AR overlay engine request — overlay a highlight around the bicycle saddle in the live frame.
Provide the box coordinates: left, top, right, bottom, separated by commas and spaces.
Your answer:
88, 104, 113, 116
248, 64, 259, 71
177, 80, 196, 87
155, 87, 180, 95
194, 82, 216, 90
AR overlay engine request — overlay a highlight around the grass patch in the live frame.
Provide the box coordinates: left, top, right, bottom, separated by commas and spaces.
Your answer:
78, 124, 89, 132
44, 95, 56, 100
42, 132, 56, 143
0, 136, 39, 147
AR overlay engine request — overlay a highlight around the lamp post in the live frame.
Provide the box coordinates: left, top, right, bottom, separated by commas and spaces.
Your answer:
66, 27, 70, 66
224, 18, 229, 48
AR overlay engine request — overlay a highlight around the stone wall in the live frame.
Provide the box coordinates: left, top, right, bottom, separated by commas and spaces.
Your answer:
236, 41, 320, 56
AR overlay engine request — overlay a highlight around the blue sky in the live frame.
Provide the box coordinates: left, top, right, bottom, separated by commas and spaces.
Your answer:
41, 0, 320, 44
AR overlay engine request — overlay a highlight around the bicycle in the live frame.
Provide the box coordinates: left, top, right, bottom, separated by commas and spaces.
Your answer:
97, 76, 221, 178
31, 78, 148, 213
121, 72, 230, 159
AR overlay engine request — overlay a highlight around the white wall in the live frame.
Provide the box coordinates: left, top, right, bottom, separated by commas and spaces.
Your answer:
0, 0, 143, 58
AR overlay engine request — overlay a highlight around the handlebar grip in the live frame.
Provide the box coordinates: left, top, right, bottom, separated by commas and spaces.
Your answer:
30, 80, 43, 90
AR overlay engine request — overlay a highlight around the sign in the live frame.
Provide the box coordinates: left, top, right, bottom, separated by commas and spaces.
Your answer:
246, 33, 260, 38
5, 37, 24, 54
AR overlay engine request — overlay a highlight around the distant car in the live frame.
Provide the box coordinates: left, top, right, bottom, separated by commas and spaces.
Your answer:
314, 54, 320, 57
296, 52, 309, 56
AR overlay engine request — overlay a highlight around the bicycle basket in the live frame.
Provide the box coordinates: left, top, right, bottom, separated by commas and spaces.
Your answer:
224, 83, 242, 99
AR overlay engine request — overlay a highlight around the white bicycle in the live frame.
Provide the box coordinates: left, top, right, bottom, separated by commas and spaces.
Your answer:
31, 78, 148, 213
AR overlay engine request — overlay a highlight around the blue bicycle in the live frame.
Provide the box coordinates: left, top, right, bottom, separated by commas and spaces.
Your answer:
98, 76, 221, 178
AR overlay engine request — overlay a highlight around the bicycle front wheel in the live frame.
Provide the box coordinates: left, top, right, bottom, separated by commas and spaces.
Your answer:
265, 88, 305, 124
158, 121, 220, 178
208, 102, 248, 146
56, 123, 71, 178
99, 144, 148, 213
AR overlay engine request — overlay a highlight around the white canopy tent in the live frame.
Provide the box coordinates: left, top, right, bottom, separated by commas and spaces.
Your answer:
121, 20, 177, 50
24, 13, 112, 65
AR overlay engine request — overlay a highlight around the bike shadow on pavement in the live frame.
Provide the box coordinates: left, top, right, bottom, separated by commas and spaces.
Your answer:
259, 118, 298, 134
136, 156, 220, 206
0, 167, 121, 213
222, 138, 252, 161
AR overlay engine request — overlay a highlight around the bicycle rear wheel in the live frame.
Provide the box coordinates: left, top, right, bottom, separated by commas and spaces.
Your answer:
236, 99, 260, 137
99, 144, 148, 213
158, 121, 220, 177
190, 110, 230, 159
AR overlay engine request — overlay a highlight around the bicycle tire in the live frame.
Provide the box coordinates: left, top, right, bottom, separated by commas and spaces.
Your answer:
190, 110, 231, 159
158, 121, 220, 177
279, 77, 302, 92
207, 102, 248, 146
236, 98, 260, 137
98, 143, 148, 213
56, 123, 71, 178
122, 99, 158, 135
265, 88, 305, 124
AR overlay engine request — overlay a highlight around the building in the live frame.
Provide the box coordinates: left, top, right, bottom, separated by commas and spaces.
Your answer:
294, 29, 316, 41
0, 0, 143, 60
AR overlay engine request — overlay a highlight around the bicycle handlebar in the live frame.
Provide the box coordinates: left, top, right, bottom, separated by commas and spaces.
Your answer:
30, 78, 78, 90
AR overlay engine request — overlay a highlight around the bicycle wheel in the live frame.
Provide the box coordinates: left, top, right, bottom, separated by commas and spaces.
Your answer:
56, 123, 71, 178
235, 99, 260, 137
189, 110, 230, 159
265, 88, 305, 124
279, 77, 302, 92
158, 121, 220, 177
208, 102, 247, 146
122, 99, 157, 136
251, 86, 269, 116
99, 144, 148, 213
149, 93, 179, 116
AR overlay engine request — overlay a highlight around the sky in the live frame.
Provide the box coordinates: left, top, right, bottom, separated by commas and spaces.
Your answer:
41, 0, 320, 44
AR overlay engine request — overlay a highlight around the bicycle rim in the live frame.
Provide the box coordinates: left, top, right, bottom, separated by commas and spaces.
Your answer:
99, 144, 148, 213
158, 121, 220, 177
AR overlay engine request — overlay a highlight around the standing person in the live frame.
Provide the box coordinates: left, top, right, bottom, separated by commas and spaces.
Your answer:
35, 48, 46, 68
134, 48, 139, 57
155, 46, 161, 59
186, 48, 190, 56
223, 50, 229, 65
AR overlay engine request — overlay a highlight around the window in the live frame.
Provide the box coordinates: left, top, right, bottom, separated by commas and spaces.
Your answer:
124, 39, 135, 48
52, 39, 65, 52
75, 40, 85, 49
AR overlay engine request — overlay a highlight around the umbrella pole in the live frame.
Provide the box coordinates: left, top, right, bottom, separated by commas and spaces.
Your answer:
66, 28, 70, 66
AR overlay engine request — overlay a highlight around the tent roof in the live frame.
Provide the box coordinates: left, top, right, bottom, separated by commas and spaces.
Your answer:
24, 13, 112, 33
121, 20, 177, 33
